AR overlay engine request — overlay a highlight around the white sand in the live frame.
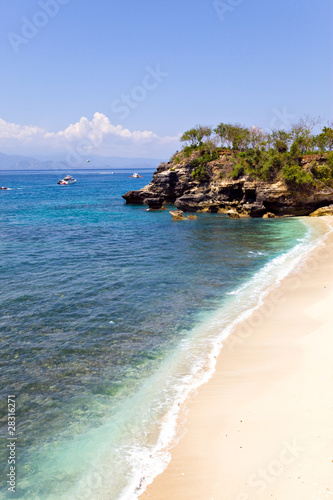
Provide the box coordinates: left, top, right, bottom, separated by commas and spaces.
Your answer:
141, 219, 333, 500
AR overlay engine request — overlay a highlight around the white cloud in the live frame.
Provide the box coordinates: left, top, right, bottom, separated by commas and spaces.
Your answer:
0, 112, 180, 158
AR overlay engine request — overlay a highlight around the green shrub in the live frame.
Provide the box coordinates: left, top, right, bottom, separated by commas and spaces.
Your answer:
190, 149, 219, 181
326, 152, 333, 168
183, 145, 198, 158
191, 163, 208, 181
275, 140, 288, 153
310, 162, 332, 184
240, 149, 262, 174
231, 161, 245, 179
174, 157, 180, 164
282, 164, 314, 186
236, 149, 282, 181
259, 154, 282, 181
190, 158, 199, 167
199, 151, 218, 163
287, 142, 302, 164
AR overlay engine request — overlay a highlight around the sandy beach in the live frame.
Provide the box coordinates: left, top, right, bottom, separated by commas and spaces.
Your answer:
141, 218, 333, 500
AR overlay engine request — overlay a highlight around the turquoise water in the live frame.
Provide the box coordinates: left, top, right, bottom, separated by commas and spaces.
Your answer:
0, 171, 325, 499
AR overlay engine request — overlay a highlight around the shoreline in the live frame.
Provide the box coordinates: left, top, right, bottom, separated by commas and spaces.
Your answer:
140, 217, 333, 500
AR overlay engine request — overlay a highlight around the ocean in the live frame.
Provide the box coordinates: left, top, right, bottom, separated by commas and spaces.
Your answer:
0, 170, 328, 499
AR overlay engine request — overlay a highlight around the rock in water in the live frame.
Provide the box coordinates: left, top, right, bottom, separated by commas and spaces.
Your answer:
169, 210, 186, 221
145, 198, 164, 210
187, 214, 198, 220
228, 211, 241, 219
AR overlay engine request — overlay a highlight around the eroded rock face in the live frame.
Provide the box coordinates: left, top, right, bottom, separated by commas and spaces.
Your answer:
255, 182, 333, 216
174, 193, 211, 212
122, 163, 189, 205
122, 153, 333, 217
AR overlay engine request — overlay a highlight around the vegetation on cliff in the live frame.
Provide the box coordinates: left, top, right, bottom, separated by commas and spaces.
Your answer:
176, 118, 333, 187
123, 116, 333, 218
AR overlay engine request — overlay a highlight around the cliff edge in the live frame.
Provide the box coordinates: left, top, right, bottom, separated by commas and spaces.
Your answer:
122, 149, 333, 217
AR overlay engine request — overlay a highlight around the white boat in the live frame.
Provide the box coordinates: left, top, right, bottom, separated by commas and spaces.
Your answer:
130, 172, 143, 178
57, 175, 76, 185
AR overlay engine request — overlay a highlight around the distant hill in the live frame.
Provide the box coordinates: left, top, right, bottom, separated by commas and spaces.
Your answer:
0, 152, 40, 170
0, 152, 163, 171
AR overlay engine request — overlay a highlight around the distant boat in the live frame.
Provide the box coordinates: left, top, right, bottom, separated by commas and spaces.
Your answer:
57, 175, 76, 185
0, 186, 8, 190
130, 173, 143, 178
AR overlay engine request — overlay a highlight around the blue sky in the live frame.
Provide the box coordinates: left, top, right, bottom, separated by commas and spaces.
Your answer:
0, 0, 332, 158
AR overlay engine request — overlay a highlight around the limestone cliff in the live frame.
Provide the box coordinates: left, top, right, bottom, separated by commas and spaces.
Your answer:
122, 150, 333, 217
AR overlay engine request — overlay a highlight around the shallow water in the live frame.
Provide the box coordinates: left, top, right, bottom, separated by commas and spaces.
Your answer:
0, 171, 325, 499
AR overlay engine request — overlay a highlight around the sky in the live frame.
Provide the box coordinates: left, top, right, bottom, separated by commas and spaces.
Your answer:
0, 0, 332, 159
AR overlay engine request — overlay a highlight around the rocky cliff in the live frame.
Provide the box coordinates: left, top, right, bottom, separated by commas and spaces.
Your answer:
122, 150, 333, 217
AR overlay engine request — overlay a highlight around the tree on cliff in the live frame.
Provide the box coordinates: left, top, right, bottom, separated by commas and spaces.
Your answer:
180, 126, 212, 147
270, 130, 291, 153
180, 115, 333, 159
214, 123, 250, 150
289, 117, 321, 153
315, 125, 333, 152
249, 126, 266, 149
213, 123, 228, 147
227, 125, 250, 150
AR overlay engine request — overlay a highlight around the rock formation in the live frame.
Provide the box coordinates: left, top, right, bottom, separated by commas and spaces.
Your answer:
309, 205, 333, 217
122, 151, 333, 218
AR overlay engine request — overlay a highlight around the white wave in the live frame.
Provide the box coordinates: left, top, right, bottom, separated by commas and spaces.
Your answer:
248, 250, 267, 256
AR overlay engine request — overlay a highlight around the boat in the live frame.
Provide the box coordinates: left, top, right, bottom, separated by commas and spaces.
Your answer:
130, 173, 143, 178
0, 186, 8, 190
57, 175, 76, 185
